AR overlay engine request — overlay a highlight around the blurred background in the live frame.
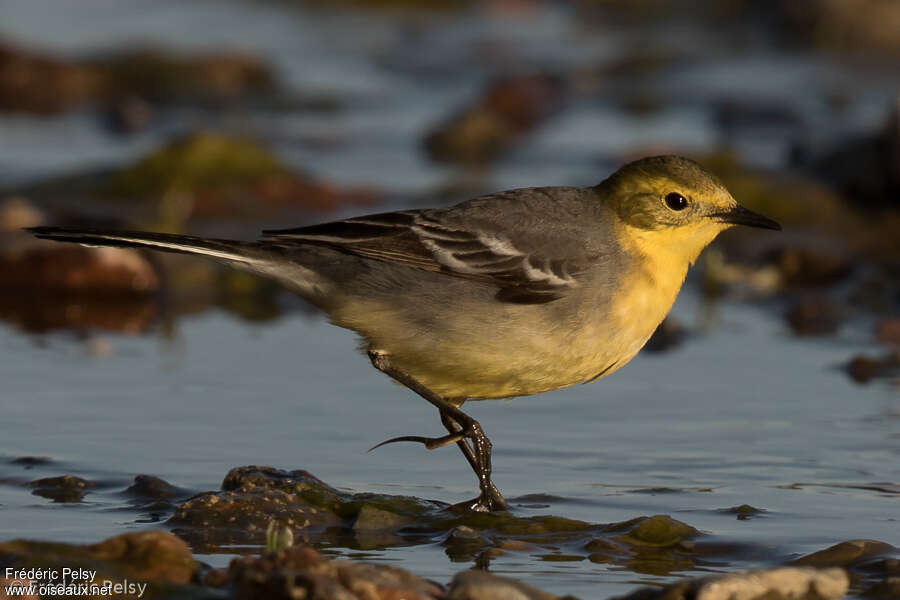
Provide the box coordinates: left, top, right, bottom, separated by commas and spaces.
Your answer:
0, 1, 898, 598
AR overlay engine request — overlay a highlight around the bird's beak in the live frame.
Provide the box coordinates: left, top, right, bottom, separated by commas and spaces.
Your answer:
712, 205, 782, 230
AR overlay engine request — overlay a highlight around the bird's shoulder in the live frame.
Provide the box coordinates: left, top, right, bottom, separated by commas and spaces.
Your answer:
261, 186, 613, 304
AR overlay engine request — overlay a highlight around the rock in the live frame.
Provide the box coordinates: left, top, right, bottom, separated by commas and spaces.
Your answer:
444, 526, 490, 562
352, 504, 413, 531
844, 351, 900, 384
0, 199, 160, 300
865, 576, 900, 599
0, 40, 98, 114
170, 466, 445, 552
124, 475, 185, 502
168, 485, 341, 550
763, 245, 852, 288
0, 210, 160, 334
87, 531, 196, 583
778, 0, 900, 57
107, 132, 379, 218
786, 296, 846, 336
90, 47, 275, 105
228, 545, 443, 600
0, 530, 196, 586
448, 569, 556, 600
723, 504, 764, 520
613, 515, 699, 547
29, 474, 96, 503
0, 38, 278, 115
0, 196, 44, 231
793, 539, 896, 567
876, 319, 900, 345
613, 567, 848, 600
424, 73, 565, 164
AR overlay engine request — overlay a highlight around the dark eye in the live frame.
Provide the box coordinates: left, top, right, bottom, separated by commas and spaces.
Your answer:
665, 192, 688, 211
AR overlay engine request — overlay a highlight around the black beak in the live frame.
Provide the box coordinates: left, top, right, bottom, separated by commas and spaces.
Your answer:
713, 205, 782, 231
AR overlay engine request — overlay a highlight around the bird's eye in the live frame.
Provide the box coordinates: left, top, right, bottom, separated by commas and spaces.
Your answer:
664, 192, 688, 211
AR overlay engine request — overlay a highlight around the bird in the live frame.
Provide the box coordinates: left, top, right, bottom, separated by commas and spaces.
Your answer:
28, 155, 780, 512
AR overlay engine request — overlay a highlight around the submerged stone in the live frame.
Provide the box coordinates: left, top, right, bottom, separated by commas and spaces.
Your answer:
124, 475, 185, 502
844, 351, 900, 384
613, 567, 848, 600
793, 540, 896, 568
228, 545, 443, 600
29, 474, 96, 503
0, 531, 197, 593
448, 569, 556, 600
614, 515, 699, 547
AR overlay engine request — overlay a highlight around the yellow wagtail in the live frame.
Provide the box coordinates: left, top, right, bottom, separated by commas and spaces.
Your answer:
29, 155, 780, 511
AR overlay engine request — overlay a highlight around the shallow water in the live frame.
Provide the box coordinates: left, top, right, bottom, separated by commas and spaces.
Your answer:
0, 0, 899, 597
2, 288, 898, 597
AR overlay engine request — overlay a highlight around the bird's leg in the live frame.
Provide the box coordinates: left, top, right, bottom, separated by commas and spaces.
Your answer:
368, 351, 508, 512
439, 411, 507, 512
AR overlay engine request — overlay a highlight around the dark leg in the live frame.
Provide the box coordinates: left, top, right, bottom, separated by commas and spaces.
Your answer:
438, 412, 507, 511
367, 351, 508, 512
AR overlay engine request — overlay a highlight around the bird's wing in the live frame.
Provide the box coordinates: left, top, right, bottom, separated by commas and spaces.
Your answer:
262, 188, 599, 304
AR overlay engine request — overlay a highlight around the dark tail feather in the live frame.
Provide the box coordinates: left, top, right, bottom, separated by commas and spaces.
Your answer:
26, 226, 269, 266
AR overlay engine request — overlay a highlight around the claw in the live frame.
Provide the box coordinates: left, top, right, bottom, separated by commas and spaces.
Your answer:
368, 432, 465, 452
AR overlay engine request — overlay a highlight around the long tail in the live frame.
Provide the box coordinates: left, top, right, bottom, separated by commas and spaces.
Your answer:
27, 226, 271, 265
26, 226, 335, 304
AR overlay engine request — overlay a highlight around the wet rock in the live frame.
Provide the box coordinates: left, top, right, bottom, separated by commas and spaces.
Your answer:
722, 504, 764, 520
613, 567, 848, 600
0, 196, 44, 231
643, 317, 686, 353
448, 569, 556, 600
865, 576, 900, 599
786, 296, 846, 336
425, 73, 565, 164
0, 197, 160, 300
170, 466, 444, 552
29, 474, 96, 503
763, 244, 852, 288
444, 526, 489, 562
168, 484, 341, 550
612, 515, 699, 547
0, 242, 160, 296
584, 537, 628, 564
90, 47, 275, 106
876, 319, 900, 345
353, 504, 413, 531
0, 205, 160, 333
124, 475, 185, 502
844, 351, 900, 384
228, 545, 443, 600
0, 38, 277, 115
793, 539, 896, 568
0, 40, 98, 114
0, 531, 196, 585
202, 567, 229, 588
107, 132, 379, 218
778, 1, 900, 57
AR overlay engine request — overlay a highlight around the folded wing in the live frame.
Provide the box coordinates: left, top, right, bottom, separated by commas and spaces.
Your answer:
263, 189, 597, 304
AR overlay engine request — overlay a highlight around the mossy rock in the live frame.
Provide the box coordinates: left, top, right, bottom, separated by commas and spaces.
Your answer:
615, 514, 699, 547
108, 133, 290, 198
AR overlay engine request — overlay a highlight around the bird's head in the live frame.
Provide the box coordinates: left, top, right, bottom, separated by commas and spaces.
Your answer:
600, 155, 780, 264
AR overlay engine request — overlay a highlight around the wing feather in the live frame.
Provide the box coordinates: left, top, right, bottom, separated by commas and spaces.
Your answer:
262, 190, 595, 304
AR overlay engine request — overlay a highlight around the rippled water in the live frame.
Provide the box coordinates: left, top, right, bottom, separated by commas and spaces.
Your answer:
0, 0, 898, 597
